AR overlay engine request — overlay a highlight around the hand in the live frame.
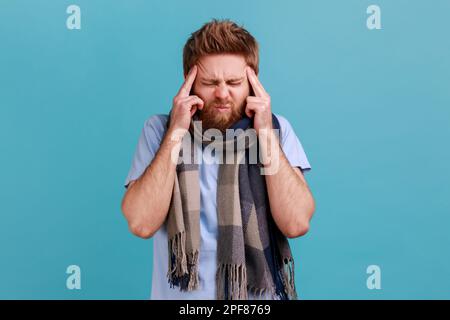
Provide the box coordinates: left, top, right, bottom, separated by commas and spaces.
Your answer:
168, 65, 204, 133
245, 67, 273, 135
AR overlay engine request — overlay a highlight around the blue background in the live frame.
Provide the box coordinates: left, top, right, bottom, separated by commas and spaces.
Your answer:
1, 0, 449, 299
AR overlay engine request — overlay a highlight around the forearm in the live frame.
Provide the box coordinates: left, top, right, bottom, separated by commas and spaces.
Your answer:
260, 131, 315, 238
121, 128, 182, 238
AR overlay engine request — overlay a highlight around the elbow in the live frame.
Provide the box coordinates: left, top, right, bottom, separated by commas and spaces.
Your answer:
129, 222, 154, 239
121, 197, 154, 239
285, 220, 310, 238
285, 201, 315, 239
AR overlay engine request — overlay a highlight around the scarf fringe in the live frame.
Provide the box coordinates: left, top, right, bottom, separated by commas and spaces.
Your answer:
166, 223, 297, 299
187, 250, 200, 290
248, 285, 277, 299
217, 263, 248, 300
167, 231, 200, 291
280, 256, 298, 300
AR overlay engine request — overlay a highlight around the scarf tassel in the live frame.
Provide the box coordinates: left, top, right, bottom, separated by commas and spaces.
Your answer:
216, 263, 248, 300
167, 231, 200, 291
248, 285, 277, 299
280, 256, 298, 300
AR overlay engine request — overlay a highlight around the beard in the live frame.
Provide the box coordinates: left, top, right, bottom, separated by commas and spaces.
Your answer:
198, 99, 246, 133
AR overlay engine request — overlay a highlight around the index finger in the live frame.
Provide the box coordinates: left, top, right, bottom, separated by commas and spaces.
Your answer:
178, 65, 198, 97
246, 67, 267, 97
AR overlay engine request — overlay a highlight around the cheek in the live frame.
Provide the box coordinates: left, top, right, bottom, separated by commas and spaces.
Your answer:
231, 86, 250, 104
193, 85, 213, 101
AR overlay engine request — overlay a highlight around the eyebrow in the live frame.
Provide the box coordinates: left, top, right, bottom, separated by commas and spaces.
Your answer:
200, 77, 245, 82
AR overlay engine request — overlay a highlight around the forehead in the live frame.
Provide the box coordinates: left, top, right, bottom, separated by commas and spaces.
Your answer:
197, 54, 247, 79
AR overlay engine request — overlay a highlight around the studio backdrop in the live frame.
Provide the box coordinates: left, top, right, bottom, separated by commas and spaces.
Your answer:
1, 0, 449, 299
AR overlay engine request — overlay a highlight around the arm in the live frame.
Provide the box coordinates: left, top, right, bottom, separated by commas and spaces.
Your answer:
121, 129, 182, 239
260, 131, 315, 238
121, 65, 203, 239
245, 66, 315, 238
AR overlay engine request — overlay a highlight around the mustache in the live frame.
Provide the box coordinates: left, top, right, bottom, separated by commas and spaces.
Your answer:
208, 100, 234, 107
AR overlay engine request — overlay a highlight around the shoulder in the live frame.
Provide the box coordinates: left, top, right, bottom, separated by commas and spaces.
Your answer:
273, 113, 296, 145
143, 114, 169, 132
273, 113, 312, 171
133, 114, 170, 150
273, 113, 290, 128
142, 114, 169, 141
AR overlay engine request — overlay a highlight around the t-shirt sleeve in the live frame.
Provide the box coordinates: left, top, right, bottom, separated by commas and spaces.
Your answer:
124, 115, 168, 188
276, 114, 312, 173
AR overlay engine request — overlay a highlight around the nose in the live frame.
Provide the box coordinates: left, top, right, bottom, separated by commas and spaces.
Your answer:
214, 83, 230, 100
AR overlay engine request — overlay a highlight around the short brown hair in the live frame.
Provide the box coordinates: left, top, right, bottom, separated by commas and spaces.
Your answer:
183, 19, 259, 76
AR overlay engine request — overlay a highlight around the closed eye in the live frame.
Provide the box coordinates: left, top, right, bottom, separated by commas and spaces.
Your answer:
201, 82, 217, 86
200, 78, 244, 86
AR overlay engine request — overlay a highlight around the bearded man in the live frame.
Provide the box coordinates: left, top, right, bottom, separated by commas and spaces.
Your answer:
121, 19, 315, 300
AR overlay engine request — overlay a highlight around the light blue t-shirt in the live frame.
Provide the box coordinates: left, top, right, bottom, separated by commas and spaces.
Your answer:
124, 113, 311, 300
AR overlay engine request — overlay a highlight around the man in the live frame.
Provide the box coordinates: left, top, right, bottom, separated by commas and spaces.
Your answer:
121, 19, 315, 300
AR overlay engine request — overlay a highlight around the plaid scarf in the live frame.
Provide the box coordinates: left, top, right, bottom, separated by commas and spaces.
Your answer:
165, 113, 298, 300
